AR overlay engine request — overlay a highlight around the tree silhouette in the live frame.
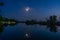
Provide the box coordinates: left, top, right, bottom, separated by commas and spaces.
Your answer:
0, 1, 18, 32
0, 2, 4, 6
47, 15, 57, 32
0, 1, 59, 33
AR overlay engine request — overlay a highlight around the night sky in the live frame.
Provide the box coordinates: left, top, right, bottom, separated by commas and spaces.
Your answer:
1, 0, 60, 40
1, 0, 60, 21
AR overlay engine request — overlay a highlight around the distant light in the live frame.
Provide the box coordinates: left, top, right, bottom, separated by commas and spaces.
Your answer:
25, 7, 30, 12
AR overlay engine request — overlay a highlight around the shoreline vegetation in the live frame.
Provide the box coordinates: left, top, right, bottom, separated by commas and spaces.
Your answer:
0, 2, 60, 26
0, 2, 59, 32
0, 15, 58, 32
0, 15, 60, 26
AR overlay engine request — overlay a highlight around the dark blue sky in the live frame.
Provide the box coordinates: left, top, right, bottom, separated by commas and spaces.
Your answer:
1, 0, 60, 40
1, 0, 60, 21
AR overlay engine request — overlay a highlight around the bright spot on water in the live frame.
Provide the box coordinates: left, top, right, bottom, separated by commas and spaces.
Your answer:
25, 33, 29, 37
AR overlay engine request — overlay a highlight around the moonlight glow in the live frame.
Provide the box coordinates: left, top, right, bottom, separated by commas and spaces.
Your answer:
25, 7, 30, 12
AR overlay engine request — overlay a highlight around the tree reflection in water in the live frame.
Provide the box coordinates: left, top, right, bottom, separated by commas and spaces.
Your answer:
0, 21, 17, 33
26, 21, 57, 32
0, 25, 4, 32
0, 15, 58, 33
0, 2, 18, 33
25, 15, 58, 32
47, 24, 57, 32
46, 15, 57, 32
0, 2, 58, 33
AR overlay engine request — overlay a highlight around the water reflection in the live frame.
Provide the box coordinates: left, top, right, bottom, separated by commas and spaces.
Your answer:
0, 2, 59, 33
24, 15, 58, 32
47, 24, 57, 32
0, 25, 4, 32
0, 2, 60, 40
24, 33, 32, 40
0, 15, 18, 33
26, 21, 57, 32
0, 15, 59, 33
46, 15, 57, 32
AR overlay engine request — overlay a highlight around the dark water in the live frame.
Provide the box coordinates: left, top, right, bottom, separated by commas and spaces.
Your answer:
0, 23, 60, 40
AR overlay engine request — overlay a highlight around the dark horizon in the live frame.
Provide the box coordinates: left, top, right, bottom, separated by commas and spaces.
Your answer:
1, 0, 60, 40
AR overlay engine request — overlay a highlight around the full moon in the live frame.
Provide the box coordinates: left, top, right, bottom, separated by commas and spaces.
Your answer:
25, 7, 30, 12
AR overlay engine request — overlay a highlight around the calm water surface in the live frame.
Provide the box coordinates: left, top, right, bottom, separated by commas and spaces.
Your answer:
0, 23, 60, 40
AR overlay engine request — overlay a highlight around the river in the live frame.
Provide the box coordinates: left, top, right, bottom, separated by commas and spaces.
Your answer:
0, 23, 60, 40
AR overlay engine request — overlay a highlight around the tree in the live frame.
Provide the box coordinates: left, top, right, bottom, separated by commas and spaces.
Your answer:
0, 2, 4, 6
